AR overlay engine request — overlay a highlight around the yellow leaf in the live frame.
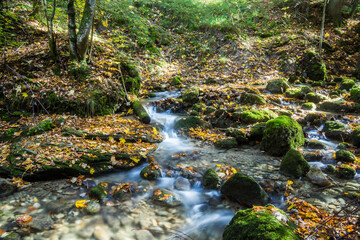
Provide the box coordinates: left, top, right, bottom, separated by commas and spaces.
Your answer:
75, 200, 88, 208
124, 129, 130, 134
131, 156, 140, 163
287, 180, 293, 187
152, 127, 158, 135
90, 168, 95, 175
22, 92, 28, 98
127, 109, 133, 115
119, 138, 126, 144
109, 136, 115, 143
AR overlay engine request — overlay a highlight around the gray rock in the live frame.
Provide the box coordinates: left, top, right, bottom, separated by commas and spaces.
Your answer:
94, 224, 112, 240
86, 200, 101, 214
29, 214, 54, 231
0, 178, 17, 197
151, 189, 182, 207
174, 177, 191, 191
135, 230, 155, 240
306, 165, 332, 187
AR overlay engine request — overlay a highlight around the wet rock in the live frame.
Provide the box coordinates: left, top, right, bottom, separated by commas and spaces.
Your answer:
285, 86, 310, 99
335, 150, 355, 163
261, 116, 305, 156
174, 177, 191, 191
322, 121, 350, 141
0, 178, 17, 197
94, 224, 112, 240
326, 164, 337, 174
318, 100, 352, 113
1, 232, 21, 240
221, 172, 269, 206
248, 122, 266, 141
266, 78, 290, 94
351, 126, 360, 147
226, 128, 248, 144
151, 189, 182, 207
140, 165, 161, 180
350, 86, 360, 103
307, 140, 326, 149
337, 165, 356, 179
306, 165, 332, 187
223, 206, 299, 240
202, 168, 220, 190
303, 152, 324, 162
44, 200, 72, 214
174, 116, 205, 131
240, 109, 277, 124
305, 92, 327, 103
214, 137, 238, 149
301, 102, 316, 110
135, 230, 155, 240
239, 92, 266, 105
303, 112, 325, 126
182, 87, 200, 106
29, 214, 54, 231
86, 200, 101, 214
339, 78, 355, 90
88, 185, 107, 202
280, 149, 310, 178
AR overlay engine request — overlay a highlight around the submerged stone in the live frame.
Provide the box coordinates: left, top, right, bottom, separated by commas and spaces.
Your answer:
151, 189, 182, 207
140, 165, 161, 180
261, 116, 305, 156
223, 206, 299, 240
221, 172, 269, 206
86, 200, 101, 214
88, 185, 107, 202
280, 149, 310, 178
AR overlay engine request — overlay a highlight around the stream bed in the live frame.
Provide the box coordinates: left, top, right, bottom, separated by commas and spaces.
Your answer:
0, 92, 359, 240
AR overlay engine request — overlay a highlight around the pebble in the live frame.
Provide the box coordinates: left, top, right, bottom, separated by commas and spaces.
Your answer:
94, 224, 112, 240
135, 230, 155, 240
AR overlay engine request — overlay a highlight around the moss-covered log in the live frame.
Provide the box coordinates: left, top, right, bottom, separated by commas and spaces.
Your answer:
131, 100, 151, 124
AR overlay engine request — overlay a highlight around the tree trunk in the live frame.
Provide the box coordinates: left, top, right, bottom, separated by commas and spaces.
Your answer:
77, 0, 96, 61
356, 55, 360, 78
350, 0, 359, 18
30, 0, 41, 16
327, 0, 344, 26
41, 0, 57, 62
67, 0, 78, 60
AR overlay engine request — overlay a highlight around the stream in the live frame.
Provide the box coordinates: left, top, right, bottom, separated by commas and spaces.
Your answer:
0, 91, 359, 240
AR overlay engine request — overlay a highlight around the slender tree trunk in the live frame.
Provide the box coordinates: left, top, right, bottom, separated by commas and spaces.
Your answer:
77, 0, 96, 61
67, 0, 78, 60
319, 0, 327, 56
30, 0, 41, 16
327, 0, 344, 26
350, 0, 359, 18
87, 16, 95, 63
41, 0, 57, 62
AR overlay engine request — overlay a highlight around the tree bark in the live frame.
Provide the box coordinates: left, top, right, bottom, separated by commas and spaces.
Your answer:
77, 0, 96, 61
350, 0, 359, 18
67, 0, 78, 60
30, 0, 41, 16
327, 0, 344, 26
41, 0, 57, 62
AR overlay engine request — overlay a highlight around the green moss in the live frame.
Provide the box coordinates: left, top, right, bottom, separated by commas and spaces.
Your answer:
280, 148, 310, 178
266, 78, 290, 94
27, 119, 54, 136
192, 103, 205, 113
285, 88, 303, 99
326, 164, 337, 174
226, 128, 249, 144
140, 165, 160, 180
352, 126, 360, 147
261, 116, 305, 156
132, 100, 151, 124
337, 165, 356, 179
174, 116, 204, 131
204, 106, 216, 115
182, 87, 200, 105
335, 150, 355, 163
240, 93, 266, 105
88, 185, 107, 202
171, 76, 182, 85
322, 121, 348, 141
221, 173, 269, 206
240, 110, 277, 124
223, 207, 299, 240
214, 137, 238, 149
339, 78, 356, 91
305, 93, 326, 103
301, 102, 316, 110
318, 100, 352, 113
248, 122, 266, 141
203, 168, 220, 190
307, 140, 325, 149
350, 87, 360, 103
69, 60, 91, 82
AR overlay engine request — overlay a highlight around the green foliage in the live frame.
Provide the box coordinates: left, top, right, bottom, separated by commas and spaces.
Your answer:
69, 60, 91, 82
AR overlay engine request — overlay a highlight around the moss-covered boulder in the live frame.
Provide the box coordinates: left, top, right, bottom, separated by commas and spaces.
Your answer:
223, 206, 299, 240
339, 78, 356, 90
335, 150, 355, 163
285, 86, 311, 99
351, 126, 360, 147
214, 137, 238, 149
261, 116, 305, 156
337, 165, 356, 179
240, 93, 266, 105
266, 79, 290, 94
131, 100, 151, 124
88, 185, 107, 202
240, 110, 277, 124
171, 76, 182, 86
318, 100, 354, 113
221, 173, 269, 206
140, 165, 161, 180
174, 116, 204, 131
182, 87, 200, 105
28, 119, 54, 136
280, 149, 310, 178
307, 140, 326, 149
226, 128, 249, 144
322, 121, 350, 141
305, 93, 327, 103
204, 106, 216, 115
299, 51, 328, 82
301, 102, 316, 110
203, 168, 220, 190
248, 122, 266, 141
350, 87, 360, 103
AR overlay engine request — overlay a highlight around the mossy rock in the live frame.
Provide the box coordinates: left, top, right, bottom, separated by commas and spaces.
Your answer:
88, 185, 107, 202
140, 165, 161, 180
326, 164, 337, 174
335, 150, 355, 163
171, 76, 182, 86
86, 200, 101, 214
174, 116, 204, 131
221, 172, 269, 206
151, 189, 182, 207
337, 165, 356, 179
305, 93, 327, 103
214, 137, 238, 149
351, 126, 360, 147
339, 78, 356, 91
318, 100, 352, 113
303, 112, 325, 126
266, 78, 290, 94
280, 149, 310, 178
240, 109, 277, 124
299, 51, 328, 82
203, 168, 220, 190
301, 102, 316, 110
132, 100, 151, 124
223, 207, 299, 240
285, 86, 310, 99
261, 116, 305, 156
204, 106, 216, 115
322, 121, 350, 141
350, 87, 360, 103
192, 103, 205, 113
248, 122, 266, 141
182, 87, 200, 105
27, 119, 54, 136
307, 140, 326, 149
226, 128, 249, 144
239, 93, 266, 105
